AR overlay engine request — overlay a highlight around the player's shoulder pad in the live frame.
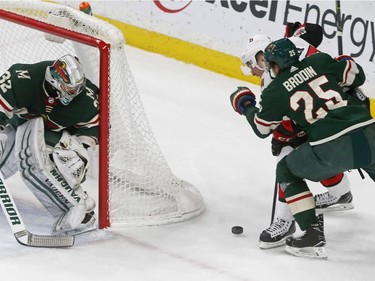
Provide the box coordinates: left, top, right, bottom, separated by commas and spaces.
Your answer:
85, 78, 99, 93
261, 76, 281, 96
76, 79, 99, 110
8, 61, 51, 80
304, 51, 332, 63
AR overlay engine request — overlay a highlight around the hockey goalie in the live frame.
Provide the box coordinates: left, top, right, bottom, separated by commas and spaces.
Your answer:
0, 54, 98, 234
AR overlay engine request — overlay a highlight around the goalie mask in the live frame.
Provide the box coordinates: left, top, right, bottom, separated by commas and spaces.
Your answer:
240, 34, 272, 76
45, 54, 86, 105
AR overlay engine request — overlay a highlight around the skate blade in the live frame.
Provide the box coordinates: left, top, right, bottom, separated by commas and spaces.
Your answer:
53, 216, 97, 236
316, 202, 354, 214
259, 236, 291, 249
285, 245, 328, 260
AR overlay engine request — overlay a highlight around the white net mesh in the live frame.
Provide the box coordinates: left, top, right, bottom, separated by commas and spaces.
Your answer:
0, 1, 204, 227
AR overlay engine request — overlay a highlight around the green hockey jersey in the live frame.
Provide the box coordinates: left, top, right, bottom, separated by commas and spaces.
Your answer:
0, 60, 99, 146
244, 52, 372, 145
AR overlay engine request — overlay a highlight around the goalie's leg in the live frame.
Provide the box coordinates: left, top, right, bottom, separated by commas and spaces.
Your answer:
15, 117, 95, 233
0, 124, 18, 179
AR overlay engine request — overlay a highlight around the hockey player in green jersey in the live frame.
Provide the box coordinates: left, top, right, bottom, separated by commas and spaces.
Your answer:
240, 24, 353, 251
230, 38, 372, 259
0, 54, 98, 234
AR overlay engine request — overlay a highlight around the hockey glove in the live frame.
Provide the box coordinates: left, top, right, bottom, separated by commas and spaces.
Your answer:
271, 120, 307, 156
284, 22, 301, 38
230, 86, 256, 115
347, 87, 368, 102
53, 131, 90, 189
345, 87, 375, 119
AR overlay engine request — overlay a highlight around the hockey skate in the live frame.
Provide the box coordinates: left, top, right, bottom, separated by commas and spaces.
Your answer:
66, 192, 97, 236
315, 191, 354, 212
259, 218, 296, 249
54, 210, 96, 236
70, 211, 97, 236
285, 214, 327, 259
53, 191, 96, 235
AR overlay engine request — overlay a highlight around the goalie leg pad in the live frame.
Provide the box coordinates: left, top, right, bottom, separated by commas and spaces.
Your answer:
15, 118, 93, 232
0, 125, 18, 179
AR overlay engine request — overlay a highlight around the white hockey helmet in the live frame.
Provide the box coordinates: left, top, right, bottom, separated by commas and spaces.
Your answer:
240, 34, 272, 75
45, 54, 86, 105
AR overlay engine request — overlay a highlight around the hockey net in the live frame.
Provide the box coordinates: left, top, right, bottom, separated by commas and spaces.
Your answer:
0, 1, 204, 228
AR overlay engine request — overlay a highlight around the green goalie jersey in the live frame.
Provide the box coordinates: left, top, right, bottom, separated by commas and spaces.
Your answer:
0, 60, 99, 147
244, 52, 372, 145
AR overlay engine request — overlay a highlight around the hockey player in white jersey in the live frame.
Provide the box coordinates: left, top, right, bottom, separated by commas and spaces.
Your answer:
240, 22, 354, 249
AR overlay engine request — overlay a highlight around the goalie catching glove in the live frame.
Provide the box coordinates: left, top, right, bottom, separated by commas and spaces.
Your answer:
230, 86, 256, 115
53, 131, 90, 189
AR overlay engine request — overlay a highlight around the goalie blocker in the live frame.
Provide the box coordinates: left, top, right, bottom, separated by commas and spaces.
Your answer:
14, 117, 95, 233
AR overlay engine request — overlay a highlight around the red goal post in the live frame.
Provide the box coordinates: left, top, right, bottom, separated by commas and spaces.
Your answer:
0, 1, 204, 229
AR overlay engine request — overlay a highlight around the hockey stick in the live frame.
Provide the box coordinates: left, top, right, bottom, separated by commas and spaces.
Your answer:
336, 0, 343, 55
357, 168, 365, 179
270, 178, 278, 225
0, 172, 74, 248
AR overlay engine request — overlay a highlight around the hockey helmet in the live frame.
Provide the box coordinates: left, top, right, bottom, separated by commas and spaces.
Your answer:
45, 54, 86, 105
240, 34, 272, 75
264, 38, 300, 71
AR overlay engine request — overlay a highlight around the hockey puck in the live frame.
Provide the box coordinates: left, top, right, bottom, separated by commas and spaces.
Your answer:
231, 226, 243, 235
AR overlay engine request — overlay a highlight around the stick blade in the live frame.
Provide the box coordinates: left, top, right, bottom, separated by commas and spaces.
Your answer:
15, 230, 74, 248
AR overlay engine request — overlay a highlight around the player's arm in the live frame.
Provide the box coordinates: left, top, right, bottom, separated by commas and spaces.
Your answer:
52, 113, 98, 188
0, 69, 18, 124
71, 79, 99, 148
247, 107, 281, 138
285, 22, 323, 48
71, 113, 99, 148
333, 55, 375, 117
330, 54, 366, 89
41, 114, 99, 191
230, 86, 282, 138
53, 80, 99, 187
271, 120, 307, 156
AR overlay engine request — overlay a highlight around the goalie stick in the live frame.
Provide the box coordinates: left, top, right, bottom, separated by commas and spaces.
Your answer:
0, 172, 74, 248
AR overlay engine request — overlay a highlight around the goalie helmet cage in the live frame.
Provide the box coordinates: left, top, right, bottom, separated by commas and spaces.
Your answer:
0, 1, 204, 229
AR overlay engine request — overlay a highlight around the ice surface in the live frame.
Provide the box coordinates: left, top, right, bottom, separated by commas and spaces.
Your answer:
1, 45, 375, 281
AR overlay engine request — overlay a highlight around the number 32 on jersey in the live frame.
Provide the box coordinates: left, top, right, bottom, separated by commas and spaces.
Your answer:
0, 71, 11, 93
